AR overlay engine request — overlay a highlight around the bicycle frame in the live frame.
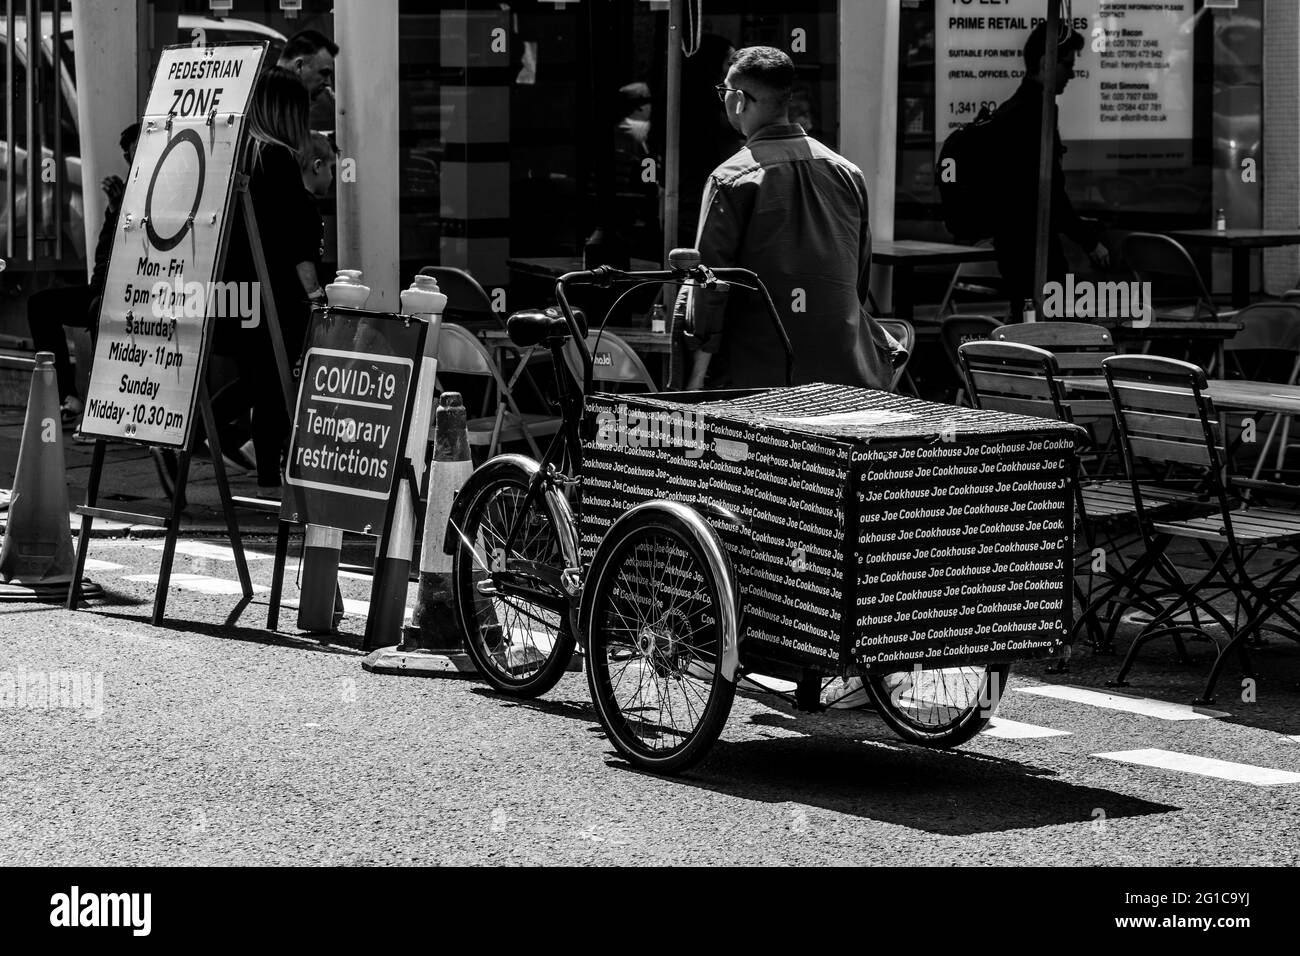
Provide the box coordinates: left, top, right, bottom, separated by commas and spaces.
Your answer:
480, 259, 793, 607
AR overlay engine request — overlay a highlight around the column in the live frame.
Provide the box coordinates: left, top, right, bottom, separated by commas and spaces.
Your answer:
70, 0, 140, 283
1263, 1, 1300, 294
335, 0, 401, 309
438, 5, 512, 289
840, 0, 900, 310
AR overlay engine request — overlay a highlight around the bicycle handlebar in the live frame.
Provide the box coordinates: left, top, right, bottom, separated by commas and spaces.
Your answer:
553, 249, 795, 397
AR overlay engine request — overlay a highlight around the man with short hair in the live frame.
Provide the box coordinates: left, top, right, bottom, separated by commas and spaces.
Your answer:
991, 22, 1110, 314
677, 46, 893, 390
276, 29, 338, 104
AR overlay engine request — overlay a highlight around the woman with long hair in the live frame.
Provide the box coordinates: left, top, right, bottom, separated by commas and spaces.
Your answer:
217, 67, 327, 495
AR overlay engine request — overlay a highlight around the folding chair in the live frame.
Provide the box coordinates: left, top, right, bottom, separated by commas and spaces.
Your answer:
958, 340, 1187, 657
435, 323, 562, 459
563, 329, 658, 393
876, 318, 916, 395
936, 239, 1005, 319
940, 314, 1003, 405
994, 321, 1118, 474
1103, 354, 1300, 703
1121, 233, 1233, 323
1221, 301, 1300, 481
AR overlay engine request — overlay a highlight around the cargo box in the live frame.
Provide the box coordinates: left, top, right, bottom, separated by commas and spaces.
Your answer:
580, 384, 1082, 673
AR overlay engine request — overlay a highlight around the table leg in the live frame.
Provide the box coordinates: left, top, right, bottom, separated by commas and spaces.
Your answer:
894, 265, 913, 322
1231, 247, 1251, 309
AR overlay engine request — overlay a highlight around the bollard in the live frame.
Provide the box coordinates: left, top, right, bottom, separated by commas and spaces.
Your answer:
0, 352, 101, 601
361, 392, 476, 676
297, 525, 344, 633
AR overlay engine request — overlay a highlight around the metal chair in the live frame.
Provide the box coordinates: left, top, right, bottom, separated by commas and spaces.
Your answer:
1103, 354, 1300, 703
1121, 232, 1237, 323
562, 329, 658, 393
435, 323, 562, 458
876, 318, 916, 394
936, 239, 1005, 319
940, 314, 1003, 405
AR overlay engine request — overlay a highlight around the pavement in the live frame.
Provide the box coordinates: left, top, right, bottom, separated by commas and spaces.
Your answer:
2, 531, 1300, 866
0, 408, 279, 538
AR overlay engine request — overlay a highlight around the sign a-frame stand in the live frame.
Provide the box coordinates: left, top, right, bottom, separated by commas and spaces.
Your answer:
66, 43, 291, 626
265, 306, 430, 650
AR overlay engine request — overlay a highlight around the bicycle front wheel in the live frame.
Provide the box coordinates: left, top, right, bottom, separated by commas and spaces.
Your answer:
452, 464, 576, 697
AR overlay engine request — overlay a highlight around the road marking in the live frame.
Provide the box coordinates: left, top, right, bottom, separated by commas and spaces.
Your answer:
146, 541, 271, 562
1288, 735, 1300, 744
1094, 748, 1300, 786
982, 717, 1072, 739
281, 597, 412, 621
82, 558, 124, 572
1014, 684, 1228, 720
123, 573, 267, 595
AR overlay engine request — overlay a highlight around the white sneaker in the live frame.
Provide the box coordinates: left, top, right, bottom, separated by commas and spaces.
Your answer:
824, 676, 871, 710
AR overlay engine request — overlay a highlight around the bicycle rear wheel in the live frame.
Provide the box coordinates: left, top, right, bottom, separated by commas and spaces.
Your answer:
452, 465, 575, 697
864, 663, 1010, 748
584, 508, 735, 774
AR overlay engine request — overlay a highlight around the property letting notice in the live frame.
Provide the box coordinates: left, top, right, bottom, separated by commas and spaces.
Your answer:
80, 44, 265, 448
282, 309, 426, 535
936, 0, 1195, 162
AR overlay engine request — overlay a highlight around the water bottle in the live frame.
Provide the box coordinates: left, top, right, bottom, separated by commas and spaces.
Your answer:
1215, 208, 1227, 232
651, 303, 667, 334
1022, 297, 1036, 324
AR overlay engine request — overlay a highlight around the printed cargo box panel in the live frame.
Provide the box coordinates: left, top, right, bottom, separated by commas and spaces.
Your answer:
579, 384, 1080, 671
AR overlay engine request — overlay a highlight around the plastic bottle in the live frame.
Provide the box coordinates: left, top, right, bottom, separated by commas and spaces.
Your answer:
401, 274, 447, 318
1022, 297, 1036, 324
1216, 208, 1227, 232
326, 269, 371, 309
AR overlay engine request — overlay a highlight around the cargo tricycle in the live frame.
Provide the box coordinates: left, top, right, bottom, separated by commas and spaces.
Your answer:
445, 250, 1080, 773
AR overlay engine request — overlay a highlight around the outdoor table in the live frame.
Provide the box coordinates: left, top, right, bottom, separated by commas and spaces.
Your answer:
1092, 317, 1243, 375
1161, 229, 1300, 309
1061, 375, 1300, 417
871, 240, 998, 322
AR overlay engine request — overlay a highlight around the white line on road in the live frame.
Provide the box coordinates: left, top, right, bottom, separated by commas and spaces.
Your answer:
82, 559, 125, 572
123, 573, 267, 595
1094, 748, 1300, 786
1014, 684, 1228, 720
982, 717, 1072, 739
281, 597, 412, 621
146, 541, 272, 562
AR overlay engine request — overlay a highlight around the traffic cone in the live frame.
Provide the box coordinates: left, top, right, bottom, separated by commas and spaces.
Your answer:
0, 352, 99, 601
362, 392, 476, 676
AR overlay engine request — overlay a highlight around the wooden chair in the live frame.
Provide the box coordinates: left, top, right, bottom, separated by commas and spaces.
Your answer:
1104, 354, 1300, 703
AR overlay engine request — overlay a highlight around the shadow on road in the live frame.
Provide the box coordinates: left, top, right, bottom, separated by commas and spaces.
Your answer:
88, 609, 366, 657
604, 732, 1178, 836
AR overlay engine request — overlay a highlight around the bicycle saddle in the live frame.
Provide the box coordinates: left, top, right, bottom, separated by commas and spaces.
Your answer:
506, 306, 587, 347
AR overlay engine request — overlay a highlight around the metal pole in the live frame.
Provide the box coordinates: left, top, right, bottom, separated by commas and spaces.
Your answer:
5, 0, 13, 260
52, 0, 62, 261
24, 0, 37, 263
1032, 0, 1062, 313
662, 0, 683, 261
